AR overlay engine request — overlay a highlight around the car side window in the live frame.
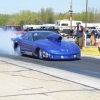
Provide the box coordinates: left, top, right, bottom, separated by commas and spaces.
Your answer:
33, 33, 39, 41
23, 33, 29, 40
28, 33, 33, 41
33, 32, 44, 41
23, 32, 33, 41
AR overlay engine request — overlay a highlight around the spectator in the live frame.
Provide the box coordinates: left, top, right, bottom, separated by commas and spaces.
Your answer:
90, 30, 96, 46
75, 22, 84, 49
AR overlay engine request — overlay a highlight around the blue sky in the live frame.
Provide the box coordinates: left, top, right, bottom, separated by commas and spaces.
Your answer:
0, 0, 100, 14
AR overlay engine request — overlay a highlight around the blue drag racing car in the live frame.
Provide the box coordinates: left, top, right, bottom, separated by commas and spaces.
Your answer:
13, 31, 81, 60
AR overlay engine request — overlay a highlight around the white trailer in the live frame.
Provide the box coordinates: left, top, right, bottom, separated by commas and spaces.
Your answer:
23, 25, 41, 30
55, 19, 82, 32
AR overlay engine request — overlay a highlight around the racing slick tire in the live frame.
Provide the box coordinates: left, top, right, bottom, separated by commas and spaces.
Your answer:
38, 49, 43, 59
15, 45, 23, 56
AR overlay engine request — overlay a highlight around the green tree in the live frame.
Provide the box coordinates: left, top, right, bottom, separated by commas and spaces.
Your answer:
55, 12, 69, 20
38, 8, 55, 24
0, 14, 10, 26
1, 7, 100, 26
7, 13, 20, 24
19, 10, 38, 25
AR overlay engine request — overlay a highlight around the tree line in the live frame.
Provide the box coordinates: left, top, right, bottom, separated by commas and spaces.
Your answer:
0, 7, 100, 26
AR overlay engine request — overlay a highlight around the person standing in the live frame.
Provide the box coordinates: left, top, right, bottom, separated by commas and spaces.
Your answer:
75, 22, 84, 49
90, 30, 96, 46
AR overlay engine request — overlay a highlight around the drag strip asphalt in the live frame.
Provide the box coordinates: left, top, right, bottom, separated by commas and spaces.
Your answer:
0, 53, 100, 89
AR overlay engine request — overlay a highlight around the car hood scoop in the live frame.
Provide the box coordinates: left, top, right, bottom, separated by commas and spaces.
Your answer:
47, 34, 62, 42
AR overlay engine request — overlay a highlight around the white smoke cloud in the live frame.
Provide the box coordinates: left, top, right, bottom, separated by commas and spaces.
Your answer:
0, 30, 20, 55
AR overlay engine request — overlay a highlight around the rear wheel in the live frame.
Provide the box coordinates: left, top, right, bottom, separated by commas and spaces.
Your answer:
15, 45, 23, 56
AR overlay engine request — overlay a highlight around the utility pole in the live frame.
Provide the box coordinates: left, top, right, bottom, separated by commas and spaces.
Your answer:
69, 0, 73, 30
85, 0, 88, 28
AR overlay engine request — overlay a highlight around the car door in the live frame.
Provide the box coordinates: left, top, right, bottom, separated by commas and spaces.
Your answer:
20, 32, 35, 55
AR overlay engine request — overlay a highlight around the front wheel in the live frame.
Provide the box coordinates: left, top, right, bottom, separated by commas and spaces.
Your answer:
38, 49, 43, 59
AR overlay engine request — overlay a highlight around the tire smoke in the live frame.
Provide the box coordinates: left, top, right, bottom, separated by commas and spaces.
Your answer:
0, 30, 20, 55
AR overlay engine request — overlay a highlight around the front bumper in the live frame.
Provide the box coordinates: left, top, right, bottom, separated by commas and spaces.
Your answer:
43, 53, 81, 60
